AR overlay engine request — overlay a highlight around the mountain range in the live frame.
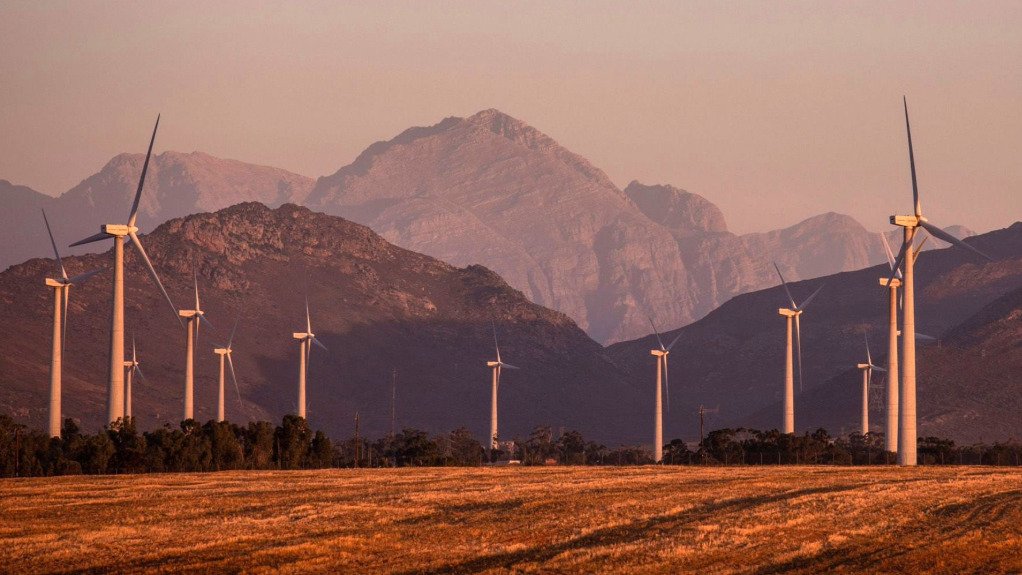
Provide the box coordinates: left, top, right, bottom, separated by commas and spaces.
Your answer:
607, 222, 1022, 443
0, 203, 646, 443
0, 109, 973, 344
0, 202, 1016, 444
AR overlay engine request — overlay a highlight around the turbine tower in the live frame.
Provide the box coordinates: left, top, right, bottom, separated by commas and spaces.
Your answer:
122, 338, 143, 420
41, 210, 99, 437
292, 297, 326, 419
70, 116, 180, 424
774, 263, 823, 434
886, 97, 992, 466
213, 318, 241, 422
486, 323, 519, 455
178, 271, 211, 421
647, 316, 681, 464
879, 232, 928, 452
856, 335, 885, 436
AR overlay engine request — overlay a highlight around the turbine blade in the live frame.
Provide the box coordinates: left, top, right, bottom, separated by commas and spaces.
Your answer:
132, 337, 137, 362
69, 231, 111, 247
127, 114, 160, 227
865, 333, 872, 365
903, 97, 921, 218
880, 233, 896, 270
41, 209, 66, 280
663, 354, 670, 414
311, 336, 327, 351
918, 220, 993, 261
227, 353, 242, 404
193, 270, 201, 311
305, 296, 312, 334
912, 232, 930, 258
871, 364, 887, 373
666, 332, 683, 352
773, 262, 796, 309
198, 313, 213, 331
916, 332, 936, 342
795, 313, 804, 393
886, 238, 911, 289
128, 231, 181, 327
646, 314, 665, 350
68, 269, 101, 284
134, 363, 146, 382
796, 284, 824, 311
499, 362, 520, 370
228, 317, 239, 348
492, 321, 502, 363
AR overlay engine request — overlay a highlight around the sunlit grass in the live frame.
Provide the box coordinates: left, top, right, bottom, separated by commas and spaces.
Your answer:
1, 466, 1020, 573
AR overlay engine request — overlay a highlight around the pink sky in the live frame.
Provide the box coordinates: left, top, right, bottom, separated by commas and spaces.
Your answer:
1, 1, 1019, 233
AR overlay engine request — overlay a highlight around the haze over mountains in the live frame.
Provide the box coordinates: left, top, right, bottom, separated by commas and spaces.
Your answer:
1, 109, 973, 343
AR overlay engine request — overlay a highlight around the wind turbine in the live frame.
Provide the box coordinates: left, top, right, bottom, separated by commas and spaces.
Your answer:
122, 338, 144, 420
774, 263, 824, 434
70, 116, 180, 424
213, 317, 242, 422
41, 209, 100, 437
178, 270, 211, 421
648, 316, 681, 464
855, 335, 885, 436
886, 97, 992, 466
486, 323, 518, 455
292, 297, 326, 419
879, 231, 929, 452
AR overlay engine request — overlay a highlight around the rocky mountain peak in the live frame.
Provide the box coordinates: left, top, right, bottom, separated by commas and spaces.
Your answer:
624, 181, 728, 235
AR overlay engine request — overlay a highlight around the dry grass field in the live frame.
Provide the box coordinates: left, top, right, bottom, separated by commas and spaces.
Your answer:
1, 466, 1020, 574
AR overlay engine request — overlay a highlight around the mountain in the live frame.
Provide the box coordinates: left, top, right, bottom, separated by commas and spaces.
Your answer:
0, 152, 314, 270
1, 110, 978, 345
0, 203, 645, 443
305, 109, 946, 344
305, 109, 695, 344
606, 223, 1022, 442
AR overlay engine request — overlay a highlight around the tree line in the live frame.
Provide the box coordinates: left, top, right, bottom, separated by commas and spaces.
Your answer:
2, 415, 1020, 478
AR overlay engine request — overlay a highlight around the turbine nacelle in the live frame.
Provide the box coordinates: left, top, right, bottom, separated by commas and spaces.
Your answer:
856, 363, 870, 370
650, 349, 667, 357
890, 214, 921, 228
101, 223, 138, 237
213, 348, 231, 356
179, 309, 205, 319
879, 277, 902, 288
777, 308, 799, 318
293, 332, 313, 340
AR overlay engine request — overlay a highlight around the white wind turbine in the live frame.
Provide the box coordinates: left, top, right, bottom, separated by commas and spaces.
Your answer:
774, 263, 824, 434
486, 323, 519, 454
879, 231, 929, 452
42, 210, 100, 437
122, 338, 144, 420
648, 316, 681, 464
213, 317, 242, 422
178, 271, 211, 421
855, 335, 885, 436
292, 297, 326, 419
886, 97, 992, 466
70, 116, 180, 424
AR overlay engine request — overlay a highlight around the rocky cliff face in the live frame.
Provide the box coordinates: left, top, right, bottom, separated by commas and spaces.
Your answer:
0, 203, 645, 443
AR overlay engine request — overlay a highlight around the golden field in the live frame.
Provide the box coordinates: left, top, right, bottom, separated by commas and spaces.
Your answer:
1, 466, 1020, 574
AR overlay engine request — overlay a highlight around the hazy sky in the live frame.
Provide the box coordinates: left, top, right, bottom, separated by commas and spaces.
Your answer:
1, 1, 1019, 233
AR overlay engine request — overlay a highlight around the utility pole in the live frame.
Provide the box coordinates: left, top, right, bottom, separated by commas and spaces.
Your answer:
354, 411, 360, 469
390, 368, 396, 440
698, 405, 719, 444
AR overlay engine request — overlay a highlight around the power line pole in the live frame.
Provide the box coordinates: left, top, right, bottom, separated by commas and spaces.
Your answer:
390, 368, 396, 440
698, 405, 719, 444
354, 411, 360, 469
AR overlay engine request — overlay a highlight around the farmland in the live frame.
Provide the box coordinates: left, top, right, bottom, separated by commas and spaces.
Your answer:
1, 466, 1020, 574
